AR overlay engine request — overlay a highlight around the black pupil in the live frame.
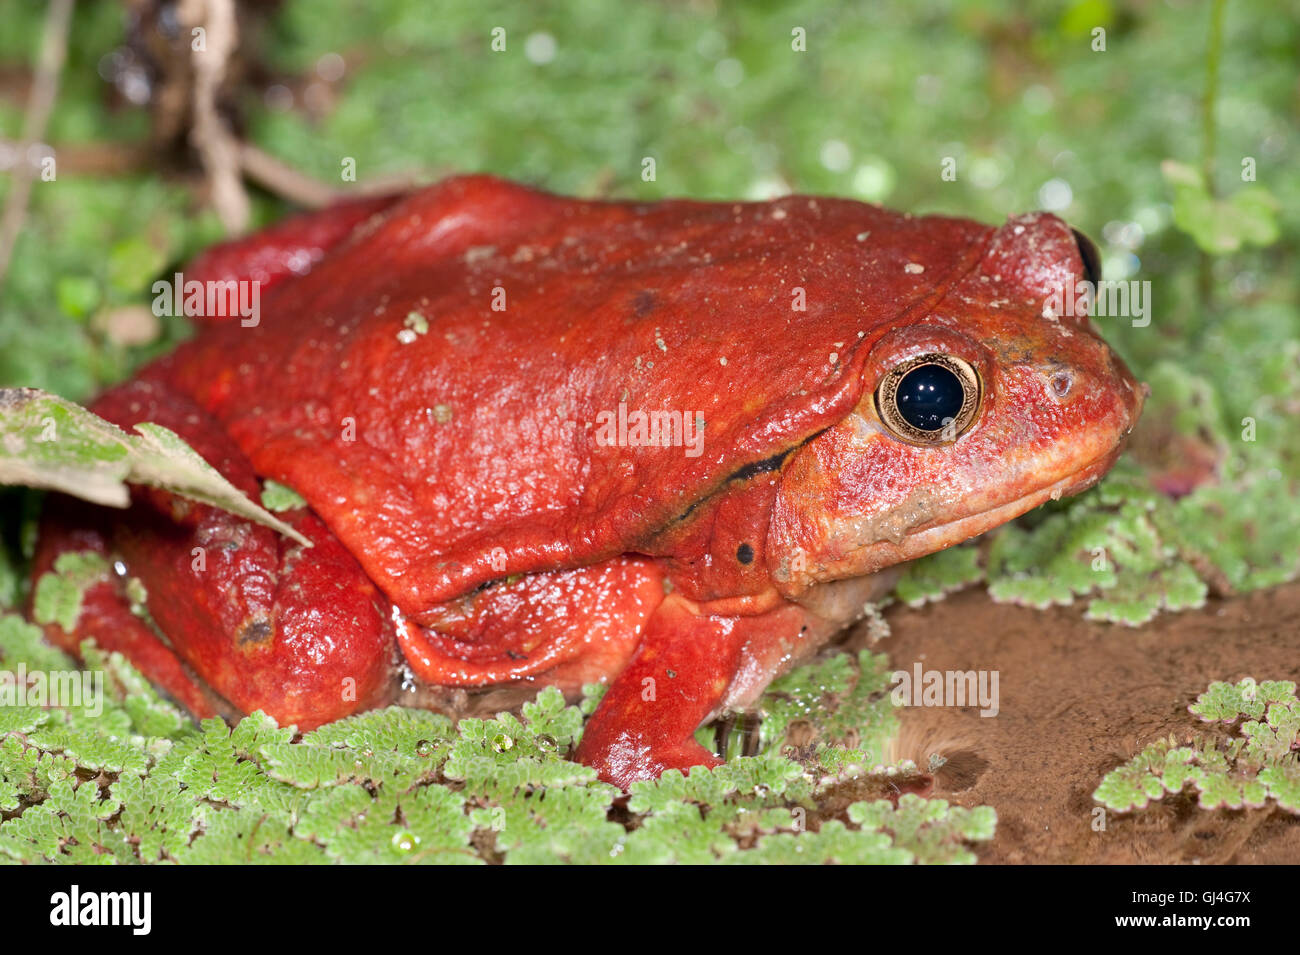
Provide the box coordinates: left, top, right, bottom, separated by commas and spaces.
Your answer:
896, 363, 964, 432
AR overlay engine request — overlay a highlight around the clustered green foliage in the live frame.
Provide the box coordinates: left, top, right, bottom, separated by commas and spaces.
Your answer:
754, 648, 898, 769
893, 547, 985, 608
30, 551, 110, 633
0, 617, 994, 864
1094, 679, 1300, 815
985, 473, 1213, 627
1162, 160, 1280, 256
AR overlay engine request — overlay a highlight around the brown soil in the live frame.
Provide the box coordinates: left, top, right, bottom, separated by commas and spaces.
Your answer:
869, 581, 1300, 864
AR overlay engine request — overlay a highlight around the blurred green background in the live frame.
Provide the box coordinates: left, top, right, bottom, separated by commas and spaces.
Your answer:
1, 0, 1297, 616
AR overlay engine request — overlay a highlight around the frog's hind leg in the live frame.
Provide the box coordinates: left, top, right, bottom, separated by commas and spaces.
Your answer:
393, 556, 666, 696
399, 579, 740, 788
32, 379, 397, 731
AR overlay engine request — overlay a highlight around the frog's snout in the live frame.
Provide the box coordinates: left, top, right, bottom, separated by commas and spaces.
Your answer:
1048, 333, 1145, 437
1049, 343, 1146, 498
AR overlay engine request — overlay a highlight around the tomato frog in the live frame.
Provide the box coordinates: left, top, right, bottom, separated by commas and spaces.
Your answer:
33, 176, 1144, 788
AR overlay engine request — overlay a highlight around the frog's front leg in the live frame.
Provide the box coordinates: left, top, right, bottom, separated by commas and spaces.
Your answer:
573, 594, 812, 789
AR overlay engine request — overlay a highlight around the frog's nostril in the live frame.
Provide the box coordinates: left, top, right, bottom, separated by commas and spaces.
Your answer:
1049, 371, 1073, 399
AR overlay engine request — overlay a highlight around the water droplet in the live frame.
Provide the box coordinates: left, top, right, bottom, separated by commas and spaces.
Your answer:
492, 733, 514, 753
391, 830, 420, 853
536, 734, 558, 753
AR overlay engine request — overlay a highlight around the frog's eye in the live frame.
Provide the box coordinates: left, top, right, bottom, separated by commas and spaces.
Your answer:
875, 353, 980, 445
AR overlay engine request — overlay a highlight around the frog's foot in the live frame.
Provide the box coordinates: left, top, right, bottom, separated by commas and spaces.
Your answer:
32, 499, 231, 722
573, 594, 753, 789
33, 380, 396, 731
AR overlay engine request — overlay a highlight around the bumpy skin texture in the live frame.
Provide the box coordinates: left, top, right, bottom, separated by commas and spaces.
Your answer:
34, 175, 1144, 788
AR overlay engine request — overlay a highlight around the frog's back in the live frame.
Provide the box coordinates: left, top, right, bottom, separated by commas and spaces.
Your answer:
151, 176, 995, 612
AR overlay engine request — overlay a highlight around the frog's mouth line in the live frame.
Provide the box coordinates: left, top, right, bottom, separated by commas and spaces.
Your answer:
887, 446, 1124, 565
822, 444, 1125, 580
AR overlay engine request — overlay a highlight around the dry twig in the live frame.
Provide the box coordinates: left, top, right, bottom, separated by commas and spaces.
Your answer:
180, 0, 250, 234
0, 0, 75, 292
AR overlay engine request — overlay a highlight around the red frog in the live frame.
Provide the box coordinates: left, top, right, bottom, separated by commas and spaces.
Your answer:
33, 175, 1144, 788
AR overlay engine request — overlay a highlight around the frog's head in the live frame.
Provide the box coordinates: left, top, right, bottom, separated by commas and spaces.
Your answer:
769, 212, 1145, 597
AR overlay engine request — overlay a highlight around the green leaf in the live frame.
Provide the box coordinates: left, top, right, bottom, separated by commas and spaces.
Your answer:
0, 613, 76, 673
106, 235, 170, 296
1163, 160, 1281, 255
757, 649, 898, 763
178, 808, 329, 865
0, 706, 47, 737
848, 794, 997, 865
260, 479, 307, 512
55, 276, 101, 319
726, 820, 910, 865
112, 772, 202, 862
0, 389, 310, 545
